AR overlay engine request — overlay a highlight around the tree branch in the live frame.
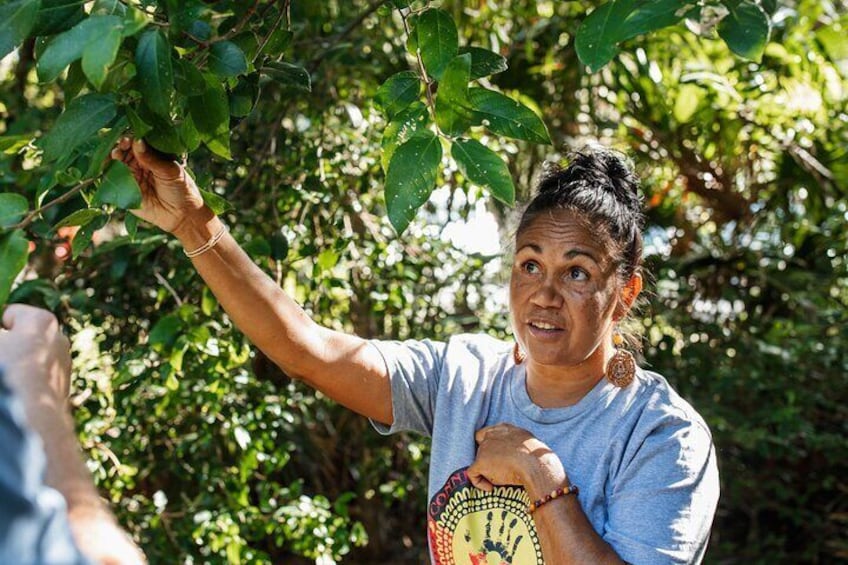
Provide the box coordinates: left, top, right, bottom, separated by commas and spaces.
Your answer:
6, 178, 96, 233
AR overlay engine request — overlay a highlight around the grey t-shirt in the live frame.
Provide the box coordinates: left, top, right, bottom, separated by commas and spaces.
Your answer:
371, 333, 719, 565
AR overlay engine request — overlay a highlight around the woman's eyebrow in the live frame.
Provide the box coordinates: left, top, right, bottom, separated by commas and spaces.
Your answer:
564, 249, 599, 263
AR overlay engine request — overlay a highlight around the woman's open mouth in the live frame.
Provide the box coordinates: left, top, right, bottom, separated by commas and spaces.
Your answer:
527, 320, 564, 339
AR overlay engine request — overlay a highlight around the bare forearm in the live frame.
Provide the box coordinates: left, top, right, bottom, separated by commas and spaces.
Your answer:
172, 212, 393, 423
532, 496, 624, 564
17, 390, 109, 517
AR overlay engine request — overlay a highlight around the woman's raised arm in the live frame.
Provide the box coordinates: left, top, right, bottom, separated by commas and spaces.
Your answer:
112, 138, 393, 425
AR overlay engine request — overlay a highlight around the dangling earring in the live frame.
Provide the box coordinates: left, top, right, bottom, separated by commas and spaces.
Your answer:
606, 331, 635, 387
513, 342, 526, 365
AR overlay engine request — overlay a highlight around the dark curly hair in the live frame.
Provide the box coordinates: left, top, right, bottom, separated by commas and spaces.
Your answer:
518, 146, 645, 281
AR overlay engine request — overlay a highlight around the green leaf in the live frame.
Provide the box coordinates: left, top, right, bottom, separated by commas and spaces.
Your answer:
259, 29, 293, 58
54, 208, 105, 229
174, 58, 207, 96
0, 230, 29, 308
136, 30, 174, 117
270, 229, 289, 261
94, 161, 142, 209
39, 93, 117, 162
190, 77, 231, 159
85, 117, 128, 179
229, 75, 259, 117
381, 101, 429, 172
375, 71, 421, 119
718, 1, 771, 62
575, 0, 690, 72
126, 107, 152, 138
385, 130, 442, 234
435, 54, 472, 137
37, 15, 123, 83
451, 138, 515, 205
460, 46, 508, 79
262, 61, 311, 92
468, 87, 550, 144
199, 188, 232, 215
82, 25, 122, 89
124, 212, 138, 239
0, 0, 40, 61
149, 314, 182, 348
208, 41, 248, 77
673, 83, 705, 123
71, 214, 108, 258
415, 8, 458, 80
31, 0, 86, 36
0, 135, 31, 155
0, 193, 29, 228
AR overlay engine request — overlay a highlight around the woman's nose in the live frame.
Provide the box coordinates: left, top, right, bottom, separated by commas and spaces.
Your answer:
530, 279, 563, 308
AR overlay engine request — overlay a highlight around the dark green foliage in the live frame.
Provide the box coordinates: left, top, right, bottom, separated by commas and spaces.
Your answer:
0, 0, 845, 563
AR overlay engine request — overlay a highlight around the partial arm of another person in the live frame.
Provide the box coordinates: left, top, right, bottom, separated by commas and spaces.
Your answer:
111, 139, 392, 424
0, 304, 145, 565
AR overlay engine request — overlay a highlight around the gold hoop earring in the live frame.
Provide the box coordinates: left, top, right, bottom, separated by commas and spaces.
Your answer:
513, 342, 526, 365
606, 332, 635, 387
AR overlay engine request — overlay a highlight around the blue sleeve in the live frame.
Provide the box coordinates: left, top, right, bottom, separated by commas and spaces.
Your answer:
604, 417, 719, 565
0, 374, 90, 565
368, 339, 447, 437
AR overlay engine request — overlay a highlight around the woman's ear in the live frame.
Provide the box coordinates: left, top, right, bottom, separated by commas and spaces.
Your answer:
614, 273, 643, 320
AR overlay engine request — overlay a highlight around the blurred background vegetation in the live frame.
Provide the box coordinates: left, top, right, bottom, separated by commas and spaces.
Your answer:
1, 0, 846, 563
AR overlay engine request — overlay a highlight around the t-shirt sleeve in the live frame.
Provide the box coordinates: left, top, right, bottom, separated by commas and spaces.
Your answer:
368, 338, 447, 437
603, 417, 719, 565
0, 375, 90, 564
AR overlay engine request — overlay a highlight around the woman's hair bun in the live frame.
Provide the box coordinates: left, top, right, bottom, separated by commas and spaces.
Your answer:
539, 146, 641, 212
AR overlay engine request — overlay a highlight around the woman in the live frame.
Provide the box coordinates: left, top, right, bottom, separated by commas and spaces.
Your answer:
112, 139, 718, 564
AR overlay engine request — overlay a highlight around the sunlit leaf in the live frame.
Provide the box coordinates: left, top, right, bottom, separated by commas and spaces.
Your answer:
94, 161, 142, 209
375, 71, 421, 119
451, 138, 515, 205
459, 46, 508, 80
435, 54, 472, 137
718, 1, 771, 62
385, 130, 442, 234
38, 93, 117, 162
37, 15, 123, 82
468, 87, 550, 144
0, 194, 28, 228
381, 101, 429, 172
136, 29, 174, 117
415, 8, 458, 80
54, 208, 105, 229
0, 0, 40, 60
82, 25, 122, 89
209, 41, 248, 77
0, 230, 29, 307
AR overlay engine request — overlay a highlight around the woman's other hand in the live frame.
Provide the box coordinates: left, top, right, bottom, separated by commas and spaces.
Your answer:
68, 507, 147, 565
468, 423, 568, 500
110, 137, 208, 235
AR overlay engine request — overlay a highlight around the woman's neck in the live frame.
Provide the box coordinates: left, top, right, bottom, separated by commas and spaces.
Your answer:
524, 349, 612, 408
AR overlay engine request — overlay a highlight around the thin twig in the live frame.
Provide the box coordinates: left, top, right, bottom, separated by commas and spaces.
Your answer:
220, 0, 262, 41
6, 178, 96, 232
153, 269, 184, 306
256, 0, 289, 58
400, 8, 440, 134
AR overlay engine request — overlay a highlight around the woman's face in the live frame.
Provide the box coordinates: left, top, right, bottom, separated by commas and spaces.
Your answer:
509, 208, 627, 370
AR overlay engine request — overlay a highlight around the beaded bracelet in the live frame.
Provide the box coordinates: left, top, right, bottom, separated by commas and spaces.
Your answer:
528, 484, 579, 513
184, 223, 229, 258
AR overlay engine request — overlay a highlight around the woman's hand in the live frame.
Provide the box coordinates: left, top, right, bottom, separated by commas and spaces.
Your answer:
110, 138, 207, 235
468, 423, 568, 500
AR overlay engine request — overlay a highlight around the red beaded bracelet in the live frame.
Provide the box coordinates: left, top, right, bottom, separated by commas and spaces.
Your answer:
528, 484, 579, 513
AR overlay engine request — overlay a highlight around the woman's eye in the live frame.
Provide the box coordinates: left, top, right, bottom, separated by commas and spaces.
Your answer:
522, 261, 540, 274
567, 267, 589, 281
